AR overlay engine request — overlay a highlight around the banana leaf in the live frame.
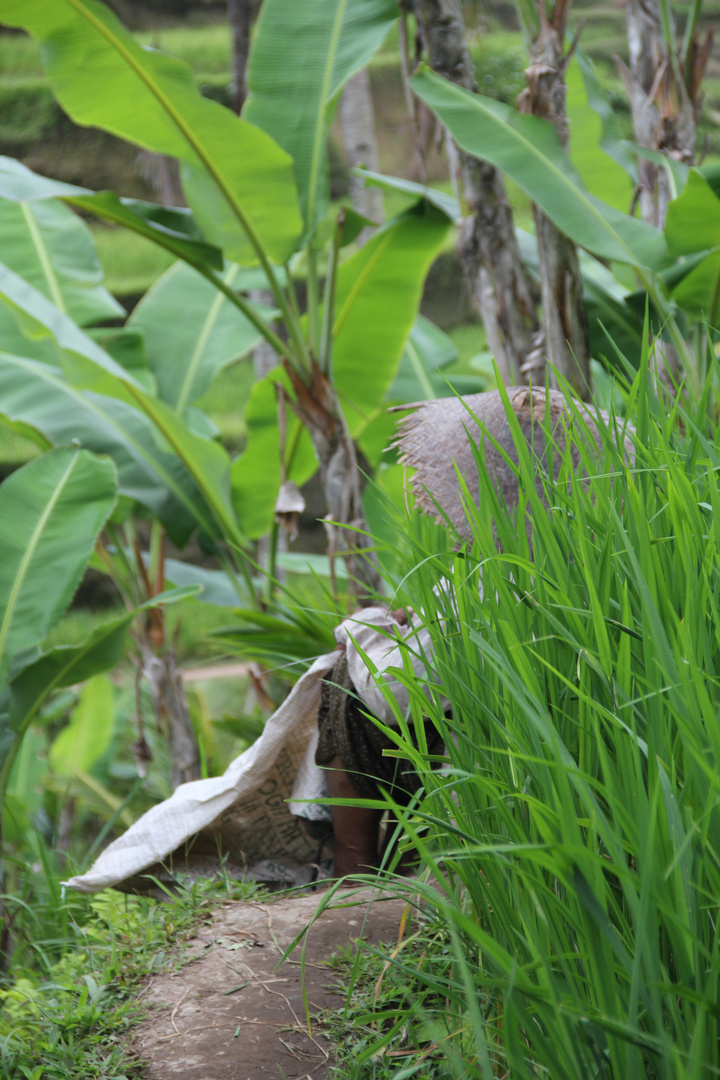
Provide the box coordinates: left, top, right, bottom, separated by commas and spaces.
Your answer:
410, 66, 668, 270
0, 353, 217, 545
2, 0, 303, 265
0, 194, 122, 326
244, 0, 397, 231
0, 447, 117, 692
128, 261, 270, 411
0, 156, 223, 270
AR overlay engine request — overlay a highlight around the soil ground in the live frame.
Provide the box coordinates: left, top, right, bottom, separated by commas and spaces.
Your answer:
131, 887, 407, 1080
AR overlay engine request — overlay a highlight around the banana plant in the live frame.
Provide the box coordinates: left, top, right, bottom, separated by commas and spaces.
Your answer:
408, 63, 720, 390
0, 0, 451, 597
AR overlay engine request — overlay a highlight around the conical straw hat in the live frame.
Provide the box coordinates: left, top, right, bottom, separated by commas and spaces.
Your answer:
392, 386, 617, 536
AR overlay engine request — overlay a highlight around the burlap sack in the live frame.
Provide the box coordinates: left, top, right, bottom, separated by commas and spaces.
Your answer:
64, 653, 337, 894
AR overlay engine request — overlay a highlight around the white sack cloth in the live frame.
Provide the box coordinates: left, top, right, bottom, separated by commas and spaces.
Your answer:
335, 606, 444, 725
64, 652, 337, 894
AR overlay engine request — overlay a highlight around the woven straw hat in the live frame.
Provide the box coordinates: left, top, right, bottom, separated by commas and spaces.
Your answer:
392, 387, 617, 536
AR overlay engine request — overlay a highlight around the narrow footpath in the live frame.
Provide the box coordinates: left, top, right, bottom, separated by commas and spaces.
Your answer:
131, 887, 407, 1079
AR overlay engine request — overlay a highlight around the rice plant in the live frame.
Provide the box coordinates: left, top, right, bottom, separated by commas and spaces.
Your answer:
363, 362, 720, 1079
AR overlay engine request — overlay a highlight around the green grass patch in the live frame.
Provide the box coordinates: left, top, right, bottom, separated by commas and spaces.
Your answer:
0, 32, 41, 78
0, 24, 233, 81
359, 370, 720, 1077
0, 77, 60, 146
320, 906, 458, 1080
136, 22, 231, 77
0, 854, 262, 1079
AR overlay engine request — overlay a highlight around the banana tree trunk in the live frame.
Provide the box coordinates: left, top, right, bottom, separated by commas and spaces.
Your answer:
228, 0, 254, 113
138, 152, 185, 206
414, 0, 540, 387
620, 0, 703, 229
341, 68, 384, 243
285, 361, 381, 598
519, 2, 590, 398
132, 539, 201, 792
139, 644, 201, 791
619, 1, 709, 385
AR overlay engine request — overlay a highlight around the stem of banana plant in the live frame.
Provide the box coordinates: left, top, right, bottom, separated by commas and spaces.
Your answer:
193, 262, 300, 367
265, 421, 303, 607
681, 0, 704, 66
284, 262, 303, 324
105, 522, 141, 605
264, 260, 312, 371
265, 520, 281, 607
148, 519, 163, 589
656, 0, 681, 85
306, 245, 320, 358
320, 210, 345, 375
281, 262, 313, 369
221, 545, 256, 606
96, 538, 134, 608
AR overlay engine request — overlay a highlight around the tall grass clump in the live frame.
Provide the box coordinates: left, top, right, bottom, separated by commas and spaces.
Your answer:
365, 363, 720, 1079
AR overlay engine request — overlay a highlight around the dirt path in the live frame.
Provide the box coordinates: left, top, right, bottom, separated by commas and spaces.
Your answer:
131, 887, 407, 1079
180, 662, 251, 683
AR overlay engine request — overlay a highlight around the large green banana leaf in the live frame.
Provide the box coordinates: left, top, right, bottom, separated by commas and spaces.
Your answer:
232, 202, 450, 536
574, 50, 638, 189
0, 157, 223, 271
410, 67, 668, 270
0, 263, 242, 545
129, 388, 243, 547
1, 0, 302, 266
354, 168, 460, 220
0, 195, 121, 326
566, 58, 634, 214
48, 675, 114, 775
162, 560, 247, 606
244, 0, 396, 231
8, 587, 197, 735
665, 170, 720, 257
232, 367, 319, 540
0, 353, 216, 545
0, 262, 142, 389
670, 250, 720, 323
663, 171, 720, 324
333, 202, 450, 432
128, 261, 268, 411
2, 727, 47, 843
389, 315, 460, 402
89, 327, 154, 393
0, 447, 117, 692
